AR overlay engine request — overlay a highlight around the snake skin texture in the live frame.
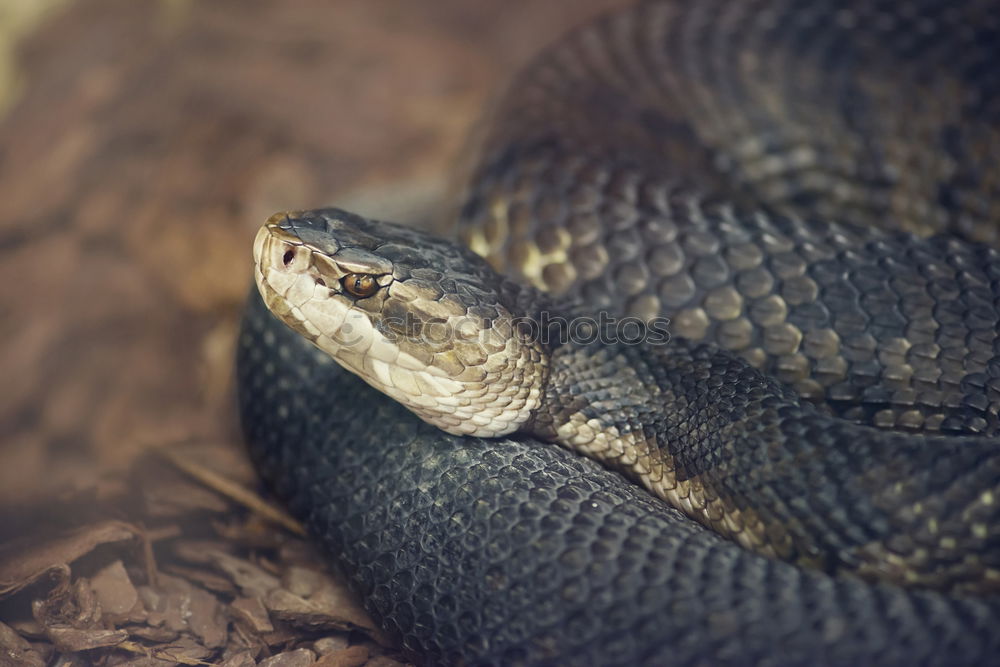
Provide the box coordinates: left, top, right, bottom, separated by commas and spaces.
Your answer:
239, 292, 1000, 666
532, 339, 1000, 592
459, 0, 1000, 436
238, 0, 1000, 664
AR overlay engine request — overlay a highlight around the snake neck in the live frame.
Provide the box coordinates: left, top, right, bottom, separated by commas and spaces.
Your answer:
524, 338, 800, 559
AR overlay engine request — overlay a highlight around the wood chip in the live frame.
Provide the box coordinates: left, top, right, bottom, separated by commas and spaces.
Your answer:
208, 552, 281, 599
259, 647, 316, 667
231, 597, 274, 634
312, 635, 350, 656
0, 621, 45, 667
142, 577, 194, 634
45, 626, 127, 652
32, 578, 101, 630
123, 625, 179, 643
283, 566, 323, 598
265, 589, 358, 633
186, 585, 228, 648
90, 560, 143, 619
314, 645, 368, 667
164, 563, 238, 595
219, 651, 257, 667
115, 636, 212, 665
257, 624, 300, 648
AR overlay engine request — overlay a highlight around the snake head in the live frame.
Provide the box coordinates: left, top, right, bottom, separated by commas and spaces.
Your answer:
253, 208, 548, 437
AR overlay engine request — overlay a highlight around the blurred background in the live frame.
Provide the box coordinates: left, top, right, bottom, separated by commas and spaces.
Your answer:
0, 1, 627, 664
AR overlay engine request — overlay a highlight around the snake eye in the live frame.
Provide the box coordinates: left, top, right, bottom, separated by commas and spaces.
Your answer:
342, 273, 379, 298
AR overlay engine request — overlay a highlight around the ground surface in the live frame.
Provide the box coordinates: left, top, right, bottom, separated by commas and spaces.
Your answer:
0, 1, 627, 664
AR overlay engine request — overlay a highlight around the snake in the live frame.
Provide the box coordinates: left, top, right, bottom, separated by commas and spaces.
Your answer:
236, 0, 1000, 664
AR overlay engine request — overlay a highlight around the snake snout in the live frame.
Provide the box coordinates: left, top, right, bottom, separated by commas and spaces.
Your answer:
252, 221, 338, 332
253, 222, 306, 275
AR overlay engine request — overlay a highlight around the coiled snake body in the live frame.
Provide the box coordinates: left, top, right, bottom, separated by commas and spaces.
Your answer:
238, 1, 1000, 664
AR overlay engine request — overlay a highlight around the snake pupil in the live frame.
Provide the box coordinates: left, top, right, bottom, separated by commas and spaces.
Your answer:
342, 273, 377, 298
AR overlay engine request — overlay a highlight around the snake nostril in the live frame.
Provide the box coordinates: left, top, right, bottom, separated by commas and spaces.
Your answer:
315, 277, 326, 287
282, 249, 295, 266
